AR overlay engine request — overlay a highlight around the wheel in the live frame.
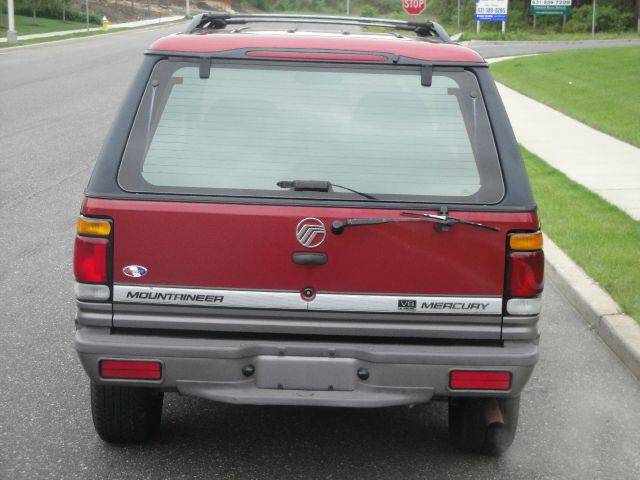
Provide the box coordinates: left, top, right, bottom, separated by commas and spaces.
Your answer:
448, 396, 520, 455
91, 383, 164, 443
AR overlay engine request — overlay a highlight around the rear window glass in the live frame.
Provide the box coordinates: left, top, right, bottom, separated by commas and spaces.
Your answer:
119, 60, 503, 204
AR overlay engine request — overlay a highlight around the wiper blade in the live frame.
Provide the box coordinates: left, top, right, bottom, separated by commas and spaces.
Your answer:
331, 208, 499, 234
401, 209, 500, 232
277, 180, 377, 200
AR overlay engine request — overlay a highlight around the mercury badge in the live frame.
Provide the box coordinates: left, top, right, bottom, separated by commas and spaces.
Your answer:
295, 218, 326, 248
122, 265, 148, 278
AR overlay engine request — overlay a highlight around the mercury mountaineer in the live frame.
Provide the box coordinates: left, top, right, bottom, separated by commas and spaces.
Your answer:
73, 13, 544, 455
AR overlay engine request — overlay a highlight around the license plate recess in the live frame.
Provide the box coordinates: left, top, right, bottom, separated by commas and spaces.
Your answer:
255, 356, 357, 391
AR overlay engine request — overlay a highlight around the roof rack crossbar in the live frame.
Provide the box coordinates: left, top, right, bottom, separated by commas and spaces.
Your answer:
185, 13, 451, 43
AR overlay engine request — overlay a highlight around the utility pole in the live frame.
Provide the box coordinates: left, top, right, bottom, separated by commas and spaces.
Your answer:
592, 0, 596, 38
186, 0, 190, 18
457, 0, 461, 31
346, 0, 350, 15
85, 0, 89, 31
6, 0, 17, 43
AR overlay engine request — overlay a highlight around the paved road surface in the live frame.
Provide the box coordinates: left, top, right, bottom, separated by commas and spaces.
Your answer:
468, 38, 640, 59
1, 26, 640, 479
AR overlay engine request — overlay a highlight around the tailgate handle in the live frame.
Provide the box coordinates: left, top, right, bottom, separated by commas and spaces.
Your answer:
292, 252, 327, 266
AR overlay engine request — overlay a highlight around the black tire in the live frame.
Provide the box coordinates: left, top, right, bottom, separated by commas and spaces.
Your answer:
91, 383, 164, 443
448, 396, 520, 455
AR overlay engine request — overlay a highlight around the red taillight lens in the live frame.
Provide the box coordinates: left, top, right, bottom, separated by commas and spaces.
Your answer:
450, 371, 511, 390
508, 251, 544, 297
74, 236, 108, 283
100, 360, 162, 380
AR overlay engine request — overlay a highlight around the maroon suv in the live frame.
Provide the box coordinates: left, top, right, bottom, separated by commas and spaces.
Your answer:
73, 13, 543, 454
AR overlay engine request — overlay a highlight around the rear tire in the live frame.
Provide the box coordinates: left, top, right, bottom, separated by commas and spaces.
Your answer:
448, 396, 520, 455
91, 383, 163, 443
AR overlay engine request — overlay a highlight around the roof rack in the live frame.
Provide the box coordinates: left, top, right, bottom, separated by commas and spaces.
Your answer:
184, 13, 451, 43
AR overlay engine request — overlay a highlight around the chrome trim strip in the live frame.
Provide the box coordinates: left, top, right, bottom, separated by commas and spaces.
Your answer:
113, 285, 306, 310
113, 285, 502, 315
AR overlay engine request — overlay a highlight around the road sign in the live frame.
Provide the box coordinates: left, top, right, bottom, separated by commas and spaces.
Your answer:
403, 0, 426, 16
530, 6, 572, 14
475, 0, 509, 22
530, 0, 572, 15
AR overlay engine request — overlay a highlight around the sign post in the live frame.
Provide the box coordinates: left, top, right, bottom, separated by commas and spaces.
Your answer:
475, 0, 509, 33
403, 0, 426, 16
530, 0, 572, 31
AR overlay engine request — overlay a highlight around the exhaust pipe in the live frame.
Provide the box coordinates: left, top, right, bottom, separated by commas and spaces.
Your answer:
482, 398, 504, 427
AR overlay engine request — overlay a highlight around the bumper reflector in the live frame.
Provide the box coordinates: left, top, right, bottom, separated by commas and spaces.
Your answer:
450, 371, 511, 390
100, 360, 162, 380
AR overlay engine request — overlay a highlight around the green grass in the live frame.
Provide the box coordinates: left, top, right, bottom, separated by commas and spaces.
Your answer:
491, 47, 640, 147
522, 146, 640, 323
1, 14, 92, 36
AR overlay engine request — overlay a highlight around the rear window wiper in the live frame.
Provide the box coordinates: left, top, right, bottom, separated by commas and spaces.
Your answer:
277, 180, 377, 200
331, 207, 499, 234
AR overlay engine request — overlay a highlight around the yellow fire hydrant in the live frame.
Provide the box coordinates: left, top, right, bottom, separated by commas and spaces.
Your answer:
101, 16, 110, 32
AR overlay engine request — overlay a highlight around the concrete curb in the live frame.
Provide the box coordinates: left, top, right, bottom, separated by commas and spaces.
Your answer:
0, 20, 185, 53
544, 234, 640, 380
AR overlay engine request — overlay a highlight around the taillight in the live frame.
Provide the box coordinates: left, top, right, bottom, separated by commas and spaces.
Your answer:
100, 360, 162, 380
74, 236, 108, 283
450, 371, 511, 390
506, 231, 544, 315
74, 215, 112, 301
508, 251, 544, 297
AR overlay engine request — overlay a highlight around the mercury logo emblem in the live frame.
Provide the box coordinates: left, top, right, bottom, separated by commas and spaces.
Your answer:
122, 265, 148, 278
295, 218, 326, 248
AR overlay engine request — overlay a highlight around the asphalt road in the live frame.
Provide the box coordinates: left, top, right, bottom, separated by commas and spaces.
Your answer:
467, 37, 640, 59
1, 26, 640, 479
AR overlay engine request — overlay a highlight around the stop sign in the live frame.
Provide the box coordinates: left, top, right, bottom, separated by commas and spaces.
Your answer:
403, 0, 426, 15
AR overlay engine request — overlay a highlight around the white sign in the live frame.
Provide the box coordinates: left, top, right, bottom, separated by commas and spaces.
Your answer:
475, 0, 509, 22
531, 0, 571, 5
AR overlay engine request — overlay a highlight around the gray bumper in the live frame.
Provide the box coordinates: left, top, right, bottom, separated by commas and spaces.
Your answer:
75, 327, 538, 408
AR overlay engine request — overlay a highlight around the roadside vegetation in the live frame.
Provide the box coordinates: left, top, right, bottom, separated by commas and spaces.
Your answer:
521, 146, 640, 323
0, 14, 88, 35
237, 0, 640, 36
491, 47, 640, 147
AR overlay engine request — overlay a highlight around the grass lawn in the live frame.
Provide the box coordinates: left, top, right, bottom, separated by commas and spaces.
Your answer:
1, 14, 92, 36
491, 47, 640, 147
522, 146, 640, 323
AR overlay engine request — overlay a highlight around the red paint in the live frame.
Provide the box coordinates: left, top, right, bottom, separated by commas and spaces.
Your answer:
74, 236, 108, 284
508, 251, 545, 298
83, 198, 538, 296
149, 34, 484, 63
100, 360, 162, 380
403, 0, 426, 16
450, 371, 511, 390
245, 51, 388, 62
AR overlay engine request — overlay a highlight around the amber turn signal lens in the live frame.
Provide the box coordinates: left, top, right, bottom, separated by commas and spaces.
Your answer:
509, 232, 543, 251
77, 217, 111, 237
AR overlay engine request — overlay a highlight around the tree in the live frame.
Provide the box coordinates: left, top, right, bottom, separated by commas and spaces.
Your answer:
61, 0, 70, 22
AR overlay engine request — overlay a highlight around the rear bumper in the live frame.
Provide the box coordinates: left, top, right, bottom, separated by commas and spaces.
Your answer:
75, 327, 537, 407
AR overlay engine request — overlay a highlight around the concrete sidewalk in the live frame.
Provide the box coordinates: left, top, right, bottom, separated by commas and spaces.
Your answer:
1, 15, 184, 43
495, 82, 640, 221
